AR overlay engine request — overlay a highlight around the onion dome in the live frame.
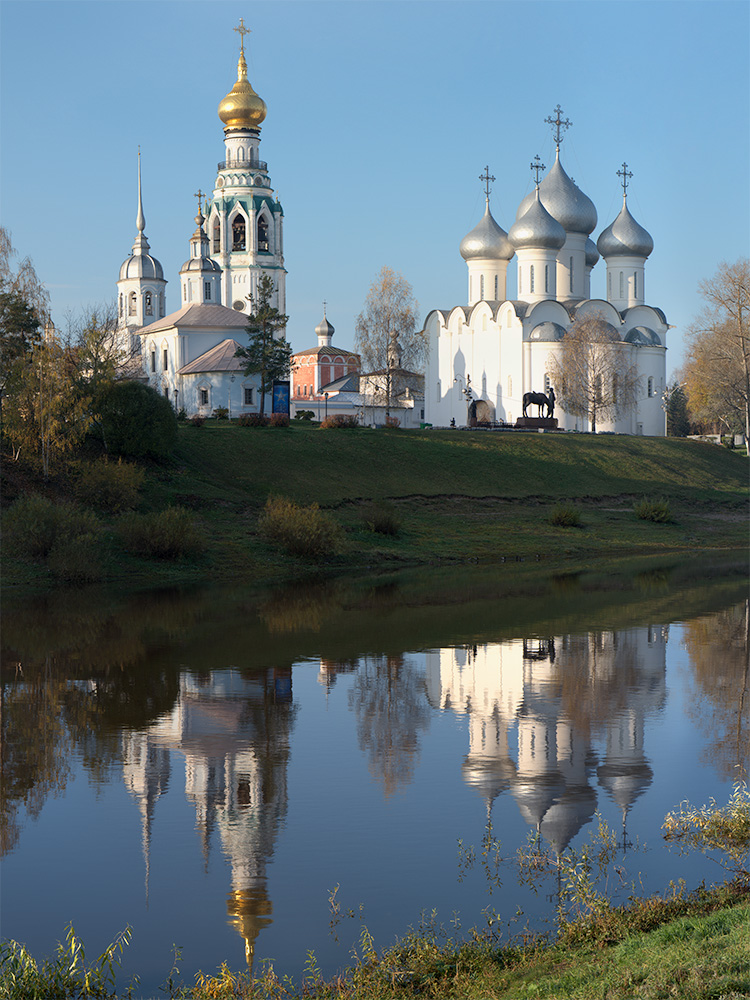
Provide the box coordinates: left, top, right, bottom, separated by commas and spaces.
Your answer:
509, 189, 566, 251
218, 48, 267, 131
460, 199, 514, 261
516, 151, 597, 236
585, 238, 600, 268
597, 198, 653, 258
180, 212, 222, 273
119, 249, 164, 281
315, 311, 334, 347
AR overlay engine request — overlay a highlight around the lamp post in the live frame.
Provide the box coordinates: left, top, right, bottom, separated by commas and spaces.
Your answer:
173, 388, 179, 414
453, 373, 473, 425
324, 392, 329, 421
229, 374, 235, 421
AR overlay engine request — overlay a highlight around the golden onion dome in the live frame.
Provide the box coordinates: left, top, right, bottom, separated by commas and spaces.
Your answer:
218, 50, 267, 131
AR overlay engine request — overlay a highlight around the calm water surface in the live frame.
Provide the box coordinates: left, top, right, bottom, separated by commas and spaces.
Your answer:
2, 556, 748, 996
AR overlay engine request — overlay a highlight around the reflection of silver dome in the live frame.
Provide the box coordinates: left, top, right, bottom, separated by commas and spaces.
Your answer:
540, 786, 597, 855
462, 754, 517, 804
624, 326, 661, 346
585, 238, 600, 268
598, 760, 653, 811
516, 152, 597, 236
509, 190, 566, 251
529, 321, 566, 342
460, 200, 514, 261
119, 252, 164, 281
597, 199, 653, 258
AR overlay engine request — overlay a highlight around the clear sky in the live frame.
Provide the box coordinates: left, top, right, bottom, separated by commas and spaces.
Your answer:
1, 0, 748, 375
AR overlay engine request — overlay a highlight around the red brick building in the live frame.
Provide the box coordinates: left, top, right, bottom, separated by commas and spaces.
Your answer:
291, 312, 359, 410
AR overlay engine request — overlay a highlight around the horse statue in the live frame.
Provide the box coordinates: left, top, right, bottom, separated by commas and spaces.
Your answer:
522, 386, 555, 418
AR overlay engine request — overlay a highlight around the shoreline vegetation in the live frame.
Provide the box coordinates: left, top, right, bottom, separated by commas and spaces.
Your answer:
2, 423, 748, 595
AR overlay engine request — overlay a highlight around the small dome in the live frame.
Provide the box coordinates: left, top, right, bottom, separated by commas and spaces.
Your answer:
529, 321, 566, 342
119, 252, 164, 281
180, 256, 222, 274
624, 325, 661, 346
460, 200, 514, 261
509, 190, 566, 251
516, 152, 597, 236
218, 51, 267, 131
315, 315, 335, 339
597, 199, 653, 258
585, 238, 600, 268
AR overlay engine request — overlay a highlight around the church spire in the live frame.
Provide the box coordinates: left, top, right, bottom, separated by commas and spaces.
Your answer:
132, 148, 151, 254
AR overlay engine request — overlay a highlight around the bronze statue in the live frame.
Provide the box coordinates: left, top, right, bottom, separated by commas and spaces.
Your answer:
522, 386, 555, 418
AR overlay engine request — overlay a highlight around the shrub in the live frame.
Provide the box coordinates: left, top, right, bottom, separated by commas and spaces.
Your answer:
190, 415, 206, 427
268, 413, 290, 428
294, 410, 315, 421
177, 407, 187, 422
320, 414, 358, 429
259, 496, 343, 558
549, 504, 582, 527
634, 497, 672, 523
3, 495, 98, 561
118, 507, 203, 560
74, 459, 144, 512
385, 415, 400, 429
47, 533, 103, 583
663, 781, 750, 881
212, 406, 229, 420
94, 381, 178, 460
362, 500, 401, 536
237, 413, 268, 427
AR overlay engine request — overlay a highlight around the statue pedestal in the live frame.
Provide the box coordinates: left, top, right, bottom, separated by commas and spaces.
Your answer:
515, 417, 558, 430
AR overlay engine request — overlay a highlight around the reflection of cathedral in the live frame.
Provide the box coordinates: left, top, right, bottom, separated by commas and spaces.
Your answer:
121, 667, 295, 967
426, 627, 666, 854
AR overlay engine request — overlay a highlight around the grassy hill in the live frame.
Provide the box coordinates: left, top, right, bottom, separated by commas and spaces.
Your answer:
3, 424, 747, 591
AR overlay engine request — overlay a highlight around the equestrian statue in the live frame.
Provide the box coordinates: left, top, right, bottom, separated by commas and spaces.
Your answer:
522, 386, 555, 418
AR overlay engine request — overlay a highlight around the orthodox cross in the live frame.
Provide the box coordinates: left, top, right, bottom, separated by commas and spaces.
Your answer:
194, 189, 205, 211
322, 299, 328, 316
234, 18, 251, 54
617, 162, 633, 197
544, 104, 572, 149
479, 166, 495, 199
530, 154, 546, 187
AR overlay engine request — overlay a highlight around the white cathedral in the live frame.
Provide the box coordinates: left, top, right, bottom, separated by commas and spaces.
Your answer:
116, 21, 284, 417
424, 110, 668, 435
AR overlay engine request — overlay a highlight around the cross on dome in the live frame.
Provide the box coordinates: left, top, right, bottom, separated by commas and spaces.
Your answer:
617, 162, 633, 197
479, 166, 495, 199
544, 104, 572, 150
530, 154, 546, 187
233, 18, 251, 54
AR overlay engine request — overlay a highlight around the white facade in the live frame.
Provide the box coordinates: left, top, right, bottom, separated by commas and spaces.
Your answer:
425, 130, 668, 435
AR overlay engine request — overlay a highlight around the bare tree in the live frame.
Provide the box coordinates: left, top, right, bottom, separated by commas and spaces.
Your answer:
680, 259, 749, 454
355, 267, 424, 420
549, 314, 639, 432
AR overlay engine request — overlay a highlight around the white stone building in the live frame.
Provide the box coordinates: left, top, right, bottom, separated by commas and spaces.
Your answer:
115, 23, 284, 417
424, 112, 668, 434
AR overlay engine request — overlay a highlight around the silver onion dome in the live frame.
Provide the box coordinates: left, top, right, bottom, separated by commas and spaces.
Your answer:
597, 199, 654, 258
509, 190, 566, 251
585, 238, 600, 268
315, 315, 335, 339
516, 152, 597, 236
119, 251, 164, 281
180, 256, 221, 273
460, 199, 514, 261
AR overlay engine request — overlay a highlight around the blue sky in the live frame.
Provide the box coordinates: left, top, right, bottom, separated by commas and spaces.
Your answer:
1, 0, 748, 374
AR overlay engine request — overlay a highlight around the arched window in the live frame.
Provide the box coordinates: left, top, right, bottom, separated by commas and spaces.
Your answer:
119, 294, 123, 317
145, 291, 153, 316
480, 274, 485, 300
544, 373, 551, 392
619, 271, 624, 298
634, 271, 638, 298
595, 374, 602, 404
150, 347, 156, 373
545, 265, 549, 293
257, 215, 269, 251
612, 372, 618, 403
608, 271, 612, 296
494, 275, 498, 299
129, 291, 137, 315
530, 265, 535, 293
518, 270, 522, 294
648, 377, 654, 398
232, 215, 246, 251
204, 281, 211, 300
569, 257, 574, 293
212, 218, 221, 253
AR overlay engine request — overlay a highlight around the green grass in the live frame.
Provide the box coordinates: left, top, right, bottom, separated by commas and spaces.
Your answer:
2, 424, 747, 591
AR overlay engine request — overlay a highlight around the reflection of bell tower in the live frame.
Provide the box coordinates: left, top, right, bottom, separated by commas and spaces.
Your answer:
121, 730, 171, 903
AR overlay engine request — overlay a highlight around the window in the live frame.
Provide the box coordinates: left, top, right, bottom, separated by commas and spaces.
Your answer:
183, 284, 187, 301
200, 388, 209, 406
634, 271, 638, 297
129, 291, 136, 316
569, 257, 574, 294
595, 375, 602, 403
530, 265, 535, 293
150, 349, 156, 373
619, 271, 624, 298
648, 377, 654, 398
612, 372, 618, 403
204, 281, 211, 300
494, 275, 498, 299
145, 291, 153, 316
545, 265, 549, 293
164, 386, 169, 398
257, 216, 269, 252
480, 275, 485, 300
244, 387, 253, 405
212, 219, 220, 253
232, 216, 246, 250
119, 294, 123, 317
163, 348, 168, 370
436, 379, 441, 401
507, 376, 512, 397
518, 270, 522, 294
544, 373, 551, 392
608, 271, 612, 296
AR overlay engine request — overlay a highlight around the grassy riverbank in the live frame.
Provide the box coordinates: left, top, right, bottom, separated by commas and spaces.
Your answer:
2, 424, 747, 592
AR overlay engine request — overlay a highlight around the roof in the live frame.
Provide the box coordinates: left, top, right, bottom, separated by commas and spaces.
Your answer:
142, 303, 250, 335
320, 373, 360, 392
293, 345, 360, 359
178, 339, 245, 374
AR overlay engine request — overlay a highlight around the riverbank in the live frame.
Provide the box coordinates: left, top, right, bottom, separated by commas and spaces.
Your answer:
2, 424, 747, 593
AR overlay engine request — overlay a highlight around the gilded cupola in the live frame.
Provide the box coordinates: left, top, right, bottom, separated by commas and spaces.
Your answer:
218, 24, 267, 132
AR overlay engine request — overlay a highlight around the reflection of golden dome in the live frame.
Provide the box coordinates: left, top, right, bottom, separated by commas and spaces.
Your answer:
218, 51, 267, 131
